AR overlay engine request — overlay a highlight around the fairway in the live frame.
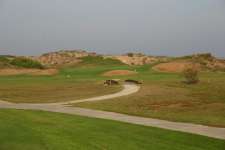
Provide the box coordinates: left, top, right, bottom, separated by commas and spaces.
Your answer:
0, 109, 224, 150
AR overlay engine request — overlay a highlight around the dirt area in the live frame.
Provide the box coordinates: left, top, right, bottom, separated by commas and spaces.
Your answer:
113, 55, 159, 65
153, 62, 193, 73
0, 68, 58, 76
102, 70, 137, 76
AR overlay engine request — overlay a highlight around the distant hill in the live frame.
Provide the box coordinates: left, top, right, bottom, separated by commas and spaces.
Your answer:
153, 53, 225, 72
30, 50, 97, 67
1, 50, 225, 72
108, 53, 170, 65
0, 55, 43, 69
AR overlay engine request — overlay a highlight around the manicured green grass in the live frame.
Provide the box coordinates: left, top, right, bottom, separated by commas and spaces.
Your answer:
0, 109, 224, 150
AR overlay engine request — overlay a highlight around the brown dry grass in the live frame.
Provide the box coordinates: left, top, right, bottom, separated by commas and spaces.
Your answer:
0, 68, 58, 76
102, 70, 137, 76
0, 81, 122, 103
75, 77, 225, 127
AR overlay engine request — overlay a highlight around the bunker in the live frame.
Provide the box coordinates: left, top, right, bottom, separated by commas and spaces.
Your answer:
124, 79, 142, 84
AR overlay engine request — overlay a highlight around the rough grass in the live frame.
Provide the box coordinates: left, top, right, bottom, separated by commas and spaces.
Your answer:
0, 56, 10, 62
0, 109, 224, 150
0, 56, 12, 68
0, 58, 128, 103
1, 61, 225, 126
74, 71, 225, 127
0, 76, 121, 103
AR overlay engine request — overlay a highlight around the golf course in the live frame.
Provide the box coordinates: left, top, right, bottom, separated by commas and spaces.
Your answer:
1, 1, 225, 149
0, 53, 225, 150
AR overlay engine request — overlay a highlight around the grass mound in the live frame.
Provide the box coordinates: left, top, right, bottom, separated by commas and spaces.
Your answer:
80, 56, 124, 66
0, 56, 13, 68
0, 56, 44, 69
9, 57, 44, 69
0, 56, 10, 62
172, 53, 225, 71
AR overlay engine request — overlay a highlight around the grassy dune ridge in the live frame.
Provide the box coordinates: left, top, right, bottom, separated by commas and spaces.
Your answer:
0, 56, 44, 69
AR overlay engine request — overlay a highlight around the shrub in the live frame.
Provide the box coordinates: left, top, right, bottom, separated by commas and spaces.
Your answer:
0, 56, 9, 62
10, 57, 44, 69
81, 56, 123, 66
183, 64, 199, 84
127, 53, 134, 57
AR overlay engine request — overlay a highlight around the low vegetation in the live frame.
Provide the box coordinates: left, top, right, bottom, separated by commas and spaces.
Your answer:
9, 57, 44, 69
74, 70, 225, 127
0, 56, 44, 69
0, 56, 10, 62
183, 64, 199, 84
0, 109, 224, 150
80, 56, 124, 66
0, 56, 13, 68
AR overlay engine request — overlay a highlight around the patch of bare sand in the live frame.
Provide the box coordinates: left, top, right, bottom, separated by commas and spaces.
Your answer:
102, 70, 137, 76
153, 62, 193, 73
0, 68, 58, 76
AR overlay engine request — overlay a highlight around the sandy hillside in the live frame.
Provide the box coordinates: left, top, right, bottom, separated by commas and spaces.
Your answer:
31, 50, 96, 66
153, 62, 193, 73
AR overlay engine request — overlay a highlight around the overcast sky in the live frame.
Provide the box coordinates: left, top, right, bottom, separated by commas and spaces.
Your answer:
0, 0, 225, 56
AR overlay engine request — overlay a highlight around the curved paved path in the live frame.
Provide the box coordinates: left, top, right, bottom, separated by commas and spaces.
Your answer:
0, 83, 225, 140
54, 83, 140, 105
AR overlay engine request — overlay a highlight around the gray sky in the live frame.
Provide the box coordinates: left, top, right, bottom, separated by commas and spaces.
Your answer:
0, 0, 225, 56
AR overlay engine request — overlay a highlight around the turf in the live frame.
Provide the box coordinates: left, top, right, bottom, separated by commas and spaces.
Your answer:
0, 109, 224, 150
